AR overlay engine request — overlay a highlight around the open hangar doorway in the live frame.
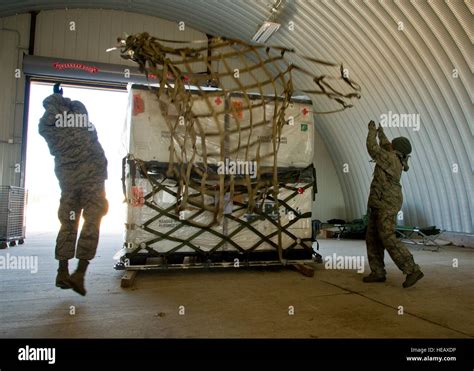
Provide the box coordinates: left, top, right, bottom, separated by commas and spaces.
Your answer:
24, 81, 129, 236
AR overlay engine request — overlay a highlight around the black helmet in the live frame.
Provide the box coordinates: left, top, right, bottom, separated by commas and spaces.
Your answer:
392, 136, 412, 155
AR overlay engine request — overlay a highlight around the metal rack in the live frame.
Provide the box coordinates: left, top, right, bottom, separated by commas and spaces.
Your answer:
0, 186, 26, 249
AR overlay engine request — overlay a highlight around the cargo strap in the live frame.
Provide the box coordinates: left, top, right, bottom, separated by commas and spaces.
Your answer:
125, 158, 314, 260
119, 32, 358, 262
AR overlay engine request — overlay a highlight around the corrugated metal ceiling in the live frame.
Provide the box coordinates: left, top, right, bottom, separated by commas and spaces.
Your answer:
0, 0, 472, 232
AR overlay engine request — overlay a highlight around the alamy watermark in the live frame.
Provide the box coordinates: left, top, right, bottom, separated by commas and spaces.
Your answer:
324, 253, 365, 273
380, 111, 420, 131
217, 159, 257, 178
55, 111, 95, 131
18, 345, 55, 364
0, 253, 38, 274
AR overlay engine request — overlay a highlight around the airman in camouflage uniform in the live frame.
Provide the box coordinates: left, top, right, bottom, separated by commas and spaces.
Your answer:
38, 84, 108, 296
364, 120, 423, 288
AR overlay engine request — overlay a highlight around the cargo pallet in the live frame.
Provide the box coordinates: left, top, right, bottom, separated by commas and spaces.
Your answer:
116, 86, 321, 286
115, 253, 321, 288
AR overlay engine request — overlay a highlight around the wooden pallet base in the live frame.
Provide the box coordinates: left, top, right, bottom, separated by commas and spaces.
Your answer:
119, 262, 315, 289
292, 264, 315, 277
121, 270, 138, 288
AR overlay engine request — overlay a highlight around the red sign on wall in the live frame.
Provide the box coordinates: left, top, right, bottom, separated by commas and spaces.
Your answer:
52, 62, 99, 74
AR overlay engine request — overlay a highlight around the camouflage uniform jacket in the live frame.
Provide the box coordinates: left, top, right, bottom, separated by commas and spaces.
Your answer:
38, 93, 108, 190
367, 127, 403, 213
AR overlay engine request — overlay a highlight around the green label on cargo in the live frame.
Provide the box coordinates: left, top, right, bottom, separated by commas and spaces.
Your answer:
301, 123, 308, 132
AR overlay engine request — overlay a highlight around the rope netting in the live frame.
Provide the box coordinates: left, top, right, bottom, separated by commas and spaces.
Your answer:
115, 32, 360, 260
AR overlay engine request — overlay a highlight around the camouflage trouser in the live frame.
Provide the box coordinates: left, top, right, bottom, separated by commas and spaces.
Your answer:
55, 182, 108, 261
366, 208, 420, 276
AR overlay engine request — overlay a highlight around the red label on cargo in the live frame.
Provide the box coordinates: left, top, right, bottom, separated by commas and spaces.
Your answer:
133, 94, 145, 115
232, 100, 244, 119
131, 186, 145, 207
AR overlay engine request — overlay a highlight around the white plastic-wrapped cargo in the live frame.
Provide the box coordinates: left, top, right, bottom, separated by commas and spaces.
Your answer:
229, 95, 314, 168
225, 183, 313, 251
121, 166, 314, 265
118, 85, 316, 268
123, 86, 314, 168
124, 86, 226, 165
124, 176, 223, 254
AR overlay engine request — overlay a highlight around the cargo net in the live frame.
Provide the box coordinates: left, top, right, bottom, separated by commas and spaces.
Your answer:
117, 32, 360, 262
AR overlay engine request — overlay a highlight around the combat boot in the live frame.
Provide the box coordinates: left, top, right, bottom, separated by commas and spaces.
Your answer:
363, 273, 386, 283
67, 259, 89, 296
56, 260, 71, 289
403, 270, 424, 288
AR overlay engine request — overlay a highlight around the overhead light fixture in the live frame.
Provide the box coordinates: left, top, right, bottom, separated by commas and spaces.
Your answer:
251, 0, 285, 44
251, 21, 281, 44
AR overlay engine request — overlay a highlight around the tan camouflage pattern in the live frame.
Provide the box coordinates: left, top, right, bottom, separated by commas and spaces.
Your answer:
366, 208, 420, 276
55, 182, 108, 260
38, 93, 108, 189
365, 124, 420, 276
38, 93, 108, 260
366, 126, 403, 213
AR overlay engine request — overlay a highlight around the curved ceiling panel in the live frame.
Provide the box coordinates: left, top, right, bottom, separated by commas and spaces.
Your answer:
0, 0, 471, 232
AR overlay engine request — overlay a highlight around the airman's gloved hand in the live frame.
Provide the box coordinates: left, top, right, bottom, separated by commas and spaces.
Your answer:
368, 120, 376, 131
53, 83, 63, 95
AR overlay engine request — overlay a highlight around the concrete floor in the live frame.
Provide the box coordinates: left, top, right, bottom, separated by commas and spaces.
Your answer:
0, 233, 473, 338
